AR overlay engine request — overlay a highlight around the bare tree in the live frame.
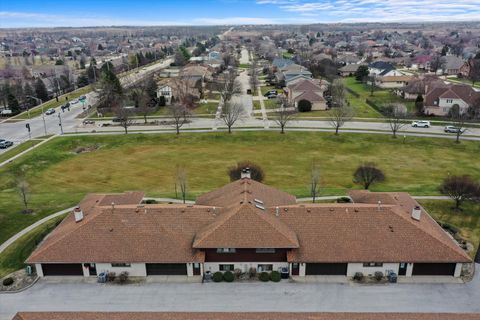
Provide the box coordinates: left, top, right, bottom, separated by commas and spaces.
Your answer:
249, 59, 259, 91
171, 77, 199, 110
216, 69, 242, 104
353, 163, 386, 190
329, 105, 353, 135
221, 100, 244, 133
449, 105, 468, 143
167, 104, 191, 134
274, 97, 297, 134
384, 103, 408, 138
17, 178, 30, 213
467, 58, 480, 86
129, 76, 156, 124
114, 106, 134, 134
175, 164, 188, 204
330, 78, 347, 108
439, 175, 480, 210
310, 159, 320, 203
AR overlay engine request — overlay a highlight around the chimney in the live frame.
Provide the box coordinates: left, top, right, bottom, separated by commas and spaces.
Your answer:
241, 168, 251, 179
275, 207, 279, 216
411, 206, 421, 221
377, 201, 382, 211
74, 206, 83, 222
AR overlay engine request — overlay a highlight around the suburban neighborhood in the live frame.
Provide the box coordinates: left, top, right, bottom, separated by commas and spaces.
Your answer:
0, 1, 480, 319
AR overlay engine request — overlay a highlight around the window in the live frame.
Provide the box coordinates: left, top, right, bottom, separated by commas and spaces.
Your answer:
446, 99, 453, 103
111, 263, 131, 267
216, 248, 236, 253
256, 248, 276, 253
219, 264, 234, 271
363, 262, 383, 267
257, 264, 273, 272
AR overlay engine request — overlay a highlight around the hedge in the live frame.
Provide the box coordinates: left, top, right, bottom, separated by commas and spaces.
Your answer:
223, 271, 234, 282
259, 272, 270, 282
270, 271, 281, 282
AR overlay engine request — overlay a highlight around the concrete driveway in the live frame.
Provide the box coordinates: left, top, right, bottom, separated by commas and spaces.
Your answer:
1, 264, 479, 319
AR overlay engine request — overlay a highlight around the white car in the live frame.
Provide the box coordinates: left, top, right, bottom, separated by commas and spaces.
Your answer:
411, 120, 430, 128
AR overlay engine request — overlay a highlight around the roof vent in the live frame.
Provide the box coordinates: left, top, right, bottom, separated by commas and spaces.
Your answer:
241, 168, 251, 179
74, 207, 83, 222
411, 206, 421, 221
377, 201, 382, 211
254, 199, 264, 205
255, 204, 265, 210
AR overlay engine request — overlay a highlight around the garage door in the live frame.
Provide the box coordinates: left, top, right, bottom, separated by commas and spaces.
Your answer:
42, 263, 83, 276
146, 263, 187, 275
306, 263, 347, 275
412, 263, 456, 276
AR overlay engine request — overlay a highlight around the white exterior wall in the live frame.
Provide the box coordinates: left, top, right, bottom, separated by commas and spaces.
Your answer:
378, 81, 407, 89
35, 263, 44, 277
187, 263, 194, 277
406, 263, 414, 277
439, 98, 469, 112
454, 263, 462, 277
347, 263, 399, 277
299, 263, 306, 276
82, 264, 90, 277
204, 262, 288, 274
95, 263, 147, 277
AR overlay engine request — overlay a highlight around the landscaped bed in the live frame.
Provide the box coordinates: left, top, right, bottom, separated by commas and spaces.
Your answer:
0, 132, 479, 250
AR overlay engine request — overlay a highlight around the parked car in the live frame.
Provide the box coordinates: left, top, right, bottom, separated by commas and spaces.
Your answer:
45, 108, 55, 115
264, 90, 277, 97
70, 99, 79, 104
444, 126, 465, 133
0, 140, 13, 148
411, 120, 430, 128
266, 94, 277, 99
79, 95, 87, 101
0, 109, 13, 116
112, 117, 126, 123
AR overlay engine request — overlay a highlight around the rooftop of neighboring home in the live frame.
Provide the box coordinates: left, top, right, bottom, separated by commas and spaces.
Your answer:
272, 57, 294, 69
442, 55, 465, 70
26, 177, 470, 265
12, 312, 480, 320
377, 75, 413, 83
425, 83, 480, 106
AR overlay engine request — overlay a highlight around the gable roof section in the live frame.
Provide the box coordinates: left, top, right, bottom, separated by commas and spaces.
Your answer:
192, 203, 299, 249
294, 90, 325, 103
195, 178, 297, 208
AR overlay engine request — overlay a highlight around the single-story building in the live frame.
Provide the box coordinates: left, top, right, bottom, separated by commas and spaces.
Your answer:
285, 79, 327, 111
339, 64, 362, 77
27, 173, 471, 279
376, 75, 413, 89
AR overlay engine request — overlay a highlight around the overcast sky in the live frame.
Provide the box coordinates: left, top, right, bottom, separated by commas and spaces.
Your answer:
1, 0, 479, 28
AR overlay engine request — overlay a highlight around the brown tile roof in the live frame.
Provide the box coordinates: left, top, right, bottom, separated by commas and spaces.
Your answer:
287, 79, 323, 92
425, 84, 480, 107
26, 183, 470, 264
293, 90, 325, 103
196, 178, 296, 208
98, 191, 145, 207
378, 76, 413, 82
193, 203, 299, 249
13, 312, 480, 320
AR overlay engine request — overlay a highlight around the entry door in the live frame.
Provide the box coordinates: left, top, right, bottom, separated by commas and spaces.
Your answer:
398, 263, 407, 276
193, 263, 201, 275
88, 263, 97, 276
291, 263, 299, 276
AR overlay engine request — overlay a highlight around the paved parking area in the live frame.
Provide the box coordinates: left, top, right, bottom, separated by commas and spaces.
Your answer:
1, 264, 479, 320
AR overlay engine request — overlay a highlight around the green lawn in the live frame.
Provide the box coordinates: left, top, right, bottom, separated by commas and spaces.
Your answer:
0, 213, 67, 279
13, 86, 92, 120
1, 132, 480, 246
446, 76, 480, 88
419, 200, 480, 258
194, 102, 218, 115
260, 86, 284, 96
0, 140, 42, 164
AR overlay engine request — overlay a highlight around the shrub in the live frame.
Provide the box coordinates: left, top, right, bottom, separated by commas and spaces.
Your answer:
297, 99, 312, 112
228, 161, 265, 182
353, 272, 364, 281
2, 277, 14, 286
213, 272, 223, 282
118, 271, 129, 284
234, 269, 242, 280
270, 271, 281, 282
223, 271, 234, 282
336, 196, 352, 203
374, 271, 384, 281
144, 199, 157, 204
259, 272, 270, 282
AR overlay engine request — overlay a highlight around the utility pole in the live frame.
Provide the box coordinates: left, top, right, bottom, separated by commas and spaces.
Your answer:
26, 95, 47, 135
58, 113, 64, 135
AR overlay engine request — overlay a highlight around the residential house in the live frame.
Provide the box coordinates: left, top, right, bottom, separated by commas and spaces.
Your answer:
398, 77, 445, 100
272, 58, 294, 72
411, 55, 432, 71
368, 61, 403, 77
285, 79, 327, 110
180, 65, 212, 83
12, 312, 480, 320
441, 56, 466, 75
27, 172, 471, 279
339, 64, 362, 77
376, 75, 413, 89
156, 83, 173, 105
275, 64, 312, 87
424, 84, 480, 116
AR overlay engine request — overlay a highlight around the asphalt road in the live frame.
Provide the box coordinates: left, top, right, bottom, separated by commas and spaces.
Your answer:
0, 58, 173, 155
1, 264, 479, 319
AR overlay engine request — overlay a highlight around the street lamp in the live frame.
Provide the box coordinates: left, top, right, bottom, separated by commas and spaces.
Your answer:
58, 113, 64, 135
26, 95, 47, 135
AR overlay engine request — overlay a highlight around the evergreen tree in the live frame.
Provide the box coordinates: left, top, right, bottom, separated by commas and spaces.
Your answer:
34, 78, 49, 102
76, 73, 90, 87
7, 92, 20, 113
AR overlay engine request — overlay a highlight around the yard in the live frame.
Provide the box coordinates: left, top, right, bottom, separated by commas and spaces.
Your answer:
1, 131, 480, 246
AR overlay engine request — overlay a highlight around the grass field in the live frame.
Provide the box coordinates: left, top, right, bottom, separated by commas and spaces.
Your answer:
419, 200, 480, 257
0, 214, 67, 279
12, 86, 92, 120
1, 131, 480, 245
0, 140, 42, 164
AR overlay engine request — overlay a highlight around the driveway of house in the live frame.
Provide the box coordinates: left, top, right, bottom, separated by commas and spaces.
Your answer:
1, 264, 479, 319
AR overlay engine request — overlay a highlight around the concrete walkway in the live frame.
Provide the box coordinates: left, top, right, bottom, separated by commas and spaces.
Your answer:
0, 206, 75, 255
